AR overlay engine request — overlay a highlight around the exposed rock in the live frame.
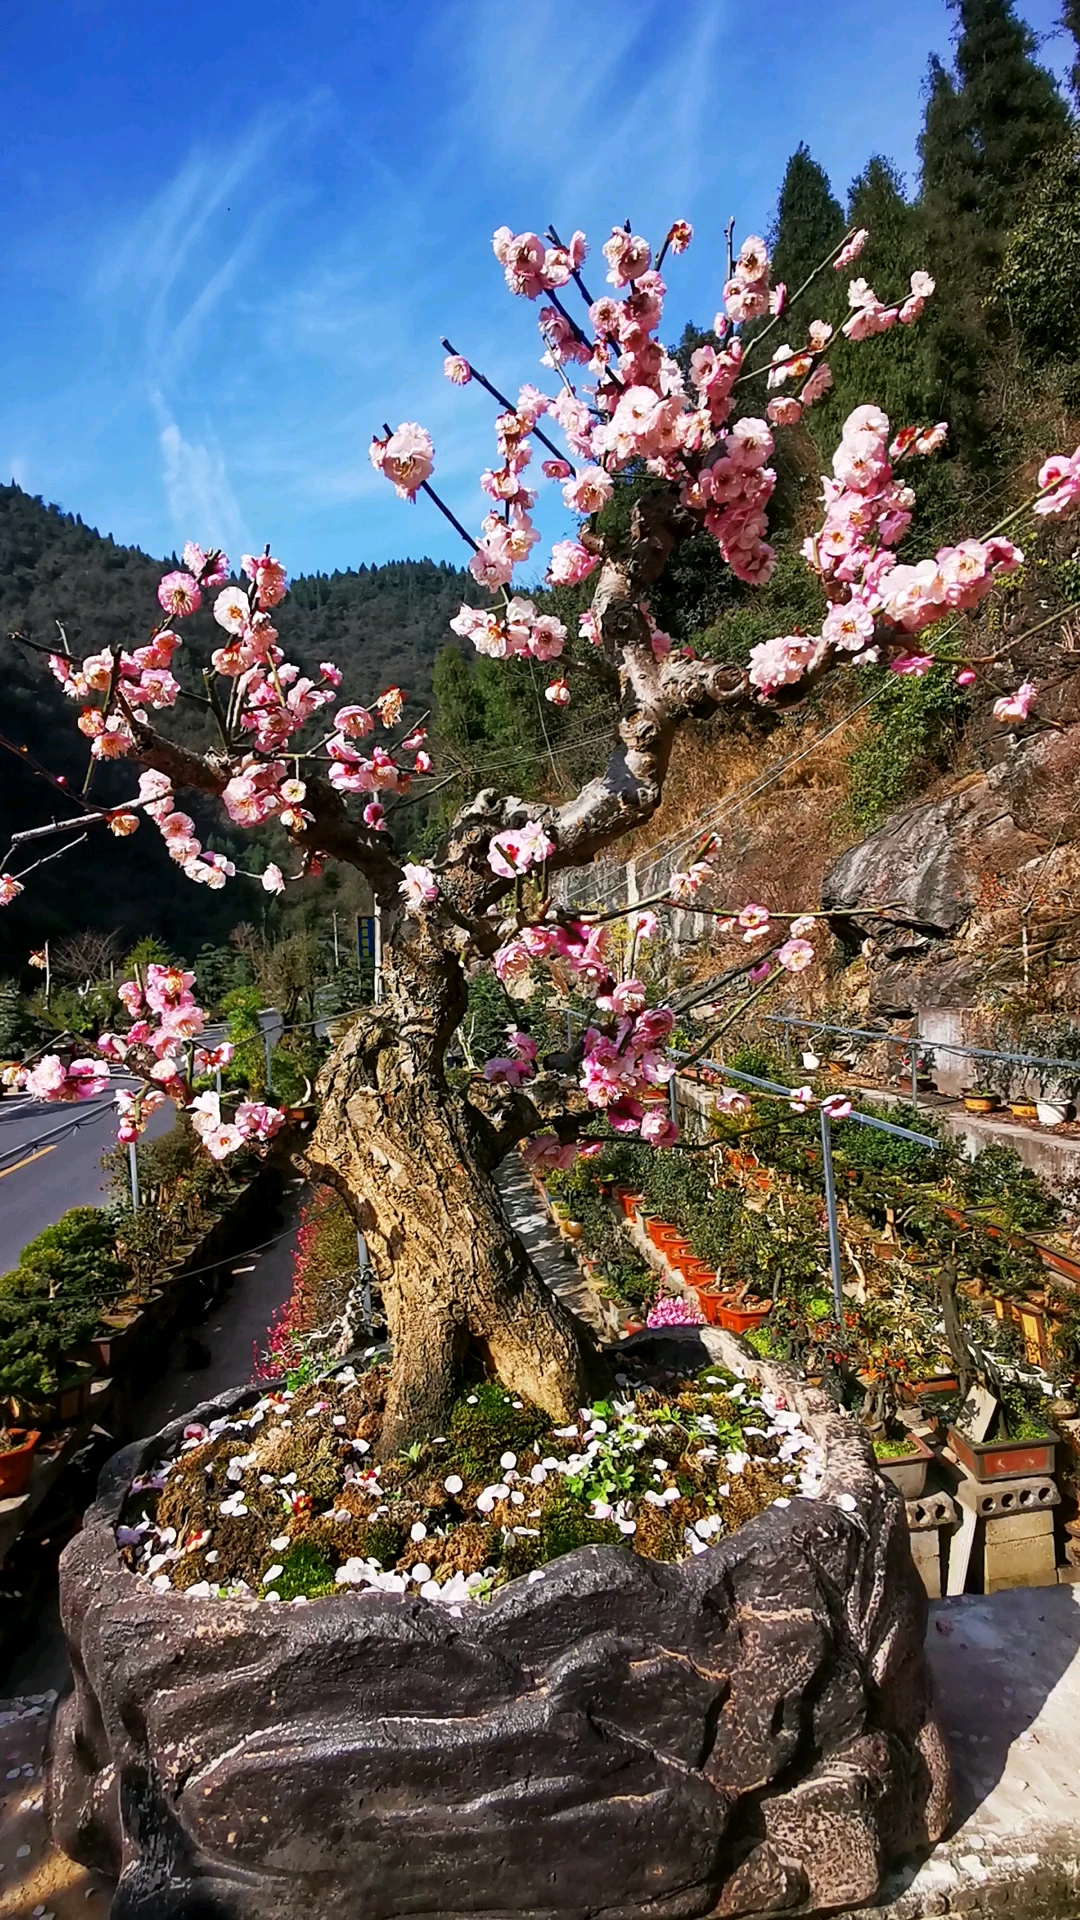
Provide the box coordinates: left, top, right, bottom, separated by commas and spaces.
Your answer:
48, 1338, 951, 1920
824, 722, 1080, 938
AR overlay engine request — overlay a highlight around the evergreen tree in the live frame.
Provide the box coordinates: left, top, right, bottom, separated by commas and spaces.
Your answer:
916, 4, 1067, 453
1063, 0, 1080, 106
994, 131, 1080, 370
953, 0, 1069, 235
768, 144, 846, 299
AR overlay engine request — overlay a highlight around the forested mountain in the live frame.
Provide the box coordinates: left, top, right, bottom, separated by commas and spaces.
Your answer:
0, 483, 475, 964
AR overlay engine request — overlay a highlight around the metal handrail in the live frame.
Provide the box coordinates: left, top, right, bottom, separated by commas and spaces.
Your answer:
684, 1057, 938, 1149
763, 1012, 1080, 1079
674, 1054, 938, 1318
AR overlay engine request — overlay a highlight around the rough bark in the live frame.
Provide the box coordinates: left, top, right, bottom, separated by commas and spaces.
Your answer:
307, 943, 597, 1452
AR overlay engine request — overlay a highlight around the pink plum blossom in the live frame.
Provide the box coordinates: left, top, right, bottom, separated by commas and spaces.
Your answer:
370, 423, 435, 501
548, 540, 598, 586
400, 863, 439, 912
640, 1109, 678, 1148
522, 1133, 577, 1171
833, 229, 868, 269
993, 682, 1037, 723
157, 571, 201, 618
778, 937, 815, 972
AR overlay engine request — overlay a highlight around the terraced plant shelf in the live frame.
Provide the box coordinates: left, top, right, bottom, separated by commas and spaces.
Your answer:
948, 1423, 1059, 1482
52, 1330, 951, 1920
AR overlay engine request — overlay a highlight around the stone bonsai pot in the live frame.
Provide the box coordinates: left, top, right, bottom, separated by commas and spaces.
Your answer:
48, 1329, 951, 1920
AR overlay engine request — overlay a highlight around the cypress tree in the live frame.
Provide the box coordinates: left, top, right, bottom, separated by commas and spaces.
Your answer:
953, 0, 1069, 235
769, 144, 846, 297
916, 6, 1067, 453
1063, 0, 1080, 105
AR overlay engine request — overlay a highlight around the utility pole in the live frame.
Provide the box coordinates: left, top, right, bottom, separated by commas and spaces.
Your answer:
373, 901, 383, 1004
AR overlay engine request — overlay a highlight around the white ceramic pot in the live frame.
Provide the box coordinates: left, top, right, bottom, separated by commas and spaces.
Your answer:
802, 1051, 820, 1070
1037, 1102, 1067, 1127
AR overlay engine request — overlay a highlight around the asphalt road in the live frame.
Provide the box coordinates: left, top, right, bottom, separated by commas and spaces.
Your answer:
0, 1084, 175, 1272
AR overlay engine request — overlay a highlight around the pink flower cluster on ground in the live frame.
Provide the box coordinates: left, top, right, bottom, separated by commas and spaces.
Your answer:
646, 1294, 705, 1329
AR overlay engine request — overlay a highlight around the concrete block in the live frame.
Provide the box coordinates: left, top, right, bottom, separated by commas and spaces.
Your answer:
984, 1506, 1054, 1544
908, 1525, 943, 1599
984, 1531, 1058, 1591
906, 1490, 957, 1532
955, 1473, 1058, 1519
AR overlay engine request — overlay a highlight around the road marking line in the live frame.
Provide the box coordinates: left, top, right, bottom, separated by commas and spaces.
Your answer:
0, 1143, 58, 1180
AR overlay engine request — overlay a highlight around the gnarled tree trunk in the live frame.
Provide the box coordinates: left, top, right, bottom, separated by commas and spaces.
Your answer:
308, 942, 598, 1453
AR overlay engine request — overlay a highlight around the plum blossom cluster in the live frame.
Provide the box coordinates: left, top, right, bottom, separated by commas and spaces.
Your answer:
14, 961, 284, 1162
136, 769, 236, 890
57, 542, 428, 893
382, 216, 941, 681
450, 597, 567, 663
747, 405, 1030, 699
578, 1009, 678, 1146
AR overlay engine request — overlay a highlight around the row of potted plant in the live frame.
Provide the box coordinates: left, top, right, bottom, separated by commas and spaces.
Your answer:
0, 1141, 275, 1499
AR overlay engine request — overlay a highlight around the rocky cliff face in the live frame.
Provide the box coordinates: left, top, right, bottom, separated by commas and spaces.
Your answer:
822, 685, 1080, 1015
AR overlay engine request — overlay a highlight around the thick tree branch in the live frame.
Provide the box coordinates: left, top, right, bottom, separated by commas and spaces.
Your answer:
125, 716, 405, 903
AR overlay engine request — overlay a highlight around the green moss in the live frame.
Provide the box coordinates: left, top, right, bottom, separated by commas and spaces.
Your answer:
265, 1540, 337, 1601
362, 1518, 406, 1568
539, 1486, 620, 1560
872, 1432, 921, 1460
448, 1382, 549, 1483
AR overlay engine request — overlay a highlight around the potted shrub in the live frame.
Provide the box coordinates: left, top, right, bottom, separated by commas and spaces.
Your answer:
0, 1425, 40, 1499
873, 1430, 934, 1500
948, 1383, 1058, 1482
963, 1086, 999, 1114
52, 1360, 951, 1917
5, 193, 1011, 1908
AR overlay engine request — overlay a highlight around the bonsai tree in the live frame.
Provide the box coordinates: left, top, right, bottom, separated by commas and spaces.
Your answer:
5, 211, 1077, 1454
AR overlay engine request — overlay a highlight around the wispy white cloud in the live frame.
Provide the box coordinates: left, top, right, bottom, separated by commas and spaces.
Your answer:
156, 405, 249, 556
92, 91, 333, 382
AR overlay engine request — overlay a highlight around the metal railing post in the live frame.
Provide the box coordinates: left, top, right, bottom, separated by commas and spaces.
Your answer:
910, 1039, 920, 1109
356, 1226, 373, 1331
819, 1108, 844, 1321
128, 1141, 140, 1214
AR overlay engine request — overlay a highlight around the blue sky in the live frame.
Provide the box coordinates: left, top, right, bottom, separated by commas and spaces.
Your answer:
0, 0, 1072, 578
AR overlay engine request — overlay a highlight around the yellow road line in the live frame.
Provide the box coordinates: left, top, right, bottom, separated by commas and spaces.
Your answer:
0, 1142, 57, 1180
